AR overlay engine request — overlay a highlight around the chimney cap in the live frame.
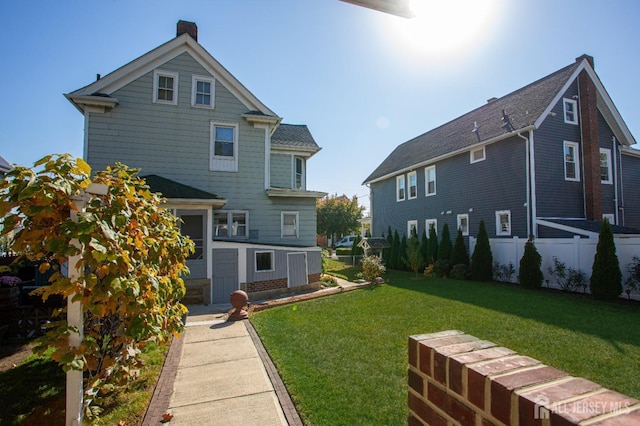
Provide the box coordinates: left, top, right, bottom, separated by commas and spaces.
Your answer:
177, 20, 197, 41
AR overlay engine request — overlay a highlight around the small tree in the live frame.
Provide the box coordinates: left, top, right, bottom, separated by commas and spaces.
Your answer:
590, 219, 622, 301
438, 223, 452, 262
470, 219, 493, 281
316, 194, 364, 243
450, 228, 469, 266
519, 236, 543, 289
383, 226, 393, 264
403, 229, 424, 277
420, 229, 429, 267
547, 257, 587, 292
400, 233, 408, 271
427, 223, 438, 265
390, 229, 400, 270
351, 235, 364, 256
361, 255, 386, 284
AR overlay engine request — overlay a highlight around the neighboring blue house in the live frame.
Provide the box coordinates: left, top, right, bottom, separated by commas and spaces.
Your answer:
364, 55, 640, 243
66, 21, 326, 303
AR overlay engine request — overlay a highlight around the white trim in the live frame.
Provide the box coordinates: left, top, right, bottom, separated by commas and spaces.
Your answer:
281, 211, 299, 239
210, 121, 239, 172
470, 146, 486, 164
426, 219, 438, 235
599, 148, 612, 184
603, 213, 615, 225
563, 141, 580, 182
563, 98, 578, 125
396, 175, 406, 202
407, 171, 417, 199
495, 210, 511, 236
255, 250, 275, 272
153, 69, 178, 105
457, 214, 469, 236
425, 165, 436, 196
191, 74, 215, 108
293, 156, 305, 190
407, 220, 418, 237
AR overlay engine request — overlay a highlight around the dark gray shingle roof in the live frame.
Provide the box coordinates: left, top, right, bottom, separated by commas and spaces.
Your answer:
363, 61, 581, 183
142, 174, 223, 200
272, 124, 320, 151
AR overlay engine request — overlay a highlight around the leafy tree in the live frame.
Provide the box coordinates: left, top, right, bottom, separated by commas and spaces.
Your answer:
438, 223, 452, 262
519, 237, 543, 289
0, 154, 193, 416
390, 229, 400, 270
451, 228, 469, 266
590, 219, 622, 301
316, 194, 364, 243
403, 230, 423, 276
470, 219, 493, 281
427, 223, 438, 265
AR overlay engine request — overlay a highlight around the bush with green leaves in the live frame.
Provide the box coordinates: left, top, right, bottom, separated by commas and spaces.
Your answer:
547, 257, 587, 292
0, 154, 193, 417
519, 237, 543, 289
590, 219, 622, 301
361, 255, 386, 284
449, 263, 470, 280
493, 261, 516, 283
450, 229, 468, 266
438, 223, 452, 262
433, 259, 451, 278
470, 219, 493, 281
624, 256, 640, 300
403, 230, 424, 277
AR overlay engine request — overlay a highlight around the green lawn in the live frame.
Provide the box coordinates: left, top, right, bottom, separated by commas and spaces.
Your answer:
251, 272, 640, 425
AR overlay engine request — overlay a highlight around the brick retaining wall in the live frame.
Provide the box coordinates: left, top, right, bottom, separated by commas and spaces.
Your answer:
408, 330, 640, 425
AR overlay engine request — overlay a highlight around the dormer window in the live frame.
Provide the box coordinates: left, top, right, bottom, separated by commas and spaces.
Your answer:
563, 98, 578, 125
153, 70, 178, 105
192, 75, 215, 108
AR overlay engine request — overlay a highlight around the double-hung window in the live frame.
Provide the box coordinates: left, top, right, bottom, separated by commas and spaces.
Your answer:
457, 214, 469, 236
396, 175, 405, 201
495, 210, 511, 236
153, 70, 179, 105
425, 165, 436, 196
407, 220, 418, 237
192, 75, 214, 108
281, 211, 299, 238
564, 141, 580, 181
408, 171, 417, 199
599, 148, 612, 184
425, 219, 437, 236
214, 211, 248, 238
294, 157, 305, 189
563, 98, 578, 124
210, 122, 239, 171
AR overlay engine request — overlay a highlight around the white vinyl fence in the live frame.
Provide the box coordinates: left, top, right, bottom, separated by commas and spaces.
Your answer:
469, 235, 640, 300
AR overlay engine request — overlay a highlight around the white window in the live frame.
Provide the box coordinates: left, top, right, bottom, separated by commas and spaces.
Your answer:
255, 251, 274, 272
213, 211, 248, 238
563, 141, 580, 181
281, 211, 299, 238
602, 214, 615, 225
192, 75, 215, 108
396, 175, 406, 201
470, 146, 486, 164
457, 214, 469, 236
599, 148, 612, 184
153, 70, 179, 105
294, 157, 305, 189
210, 122, 239, 172
408, 171, 417, 199
407, 220, 418, 237
425, 219, 438, 235
563, 98, 578, 125
425, 165, 436, 196
495, 210, 511, 236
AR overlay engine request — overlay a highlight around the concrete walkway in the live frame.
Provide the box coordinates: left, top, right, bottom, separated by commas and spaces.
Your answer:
143, 278, 368, 425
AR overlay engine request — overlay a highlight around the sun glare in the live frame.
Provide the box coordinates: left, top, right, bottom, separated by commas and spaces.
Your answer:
388, 0, 503, 60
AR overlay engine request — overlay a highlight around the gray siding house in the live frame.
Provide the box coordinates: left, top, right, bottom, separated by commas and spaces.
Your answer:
66, 21, 326, 303
364, 55, 640, 244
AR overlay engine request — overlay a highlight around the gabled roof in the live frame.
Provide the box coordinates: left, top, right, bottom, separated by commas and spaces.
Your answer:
65, 32, 280, 121
272, 124, 321, 155
142, 174, 225, 203
364, 55, 637, 184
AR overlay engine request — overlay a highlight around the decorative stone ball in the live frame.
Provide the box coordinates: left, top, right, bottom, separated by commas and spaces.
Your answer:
230, 290, 248, 310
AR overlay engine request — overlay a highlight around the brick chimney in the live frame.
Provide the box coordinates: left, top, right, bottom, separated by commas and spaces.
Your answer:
577, 54, 601, 220
177, 20, 197, 41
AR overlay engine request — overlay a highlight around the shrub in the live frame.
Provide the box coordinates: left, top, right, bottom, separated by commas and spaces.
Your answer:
335, 248, 352, 256
450, 229, 469, 266
420, 229, 429, 267
320, 274, 338, 287
624, 256, 640, 300
427, 224, 438, 265
590, 219, 622, 301
438, 223, 452, 262
470, 219, 493, 281
449, 264, 470, 280
547, 257, 587, 292
493, 261, 515, 283
361, 256, 386, 284
433, 259, 451, 278
403, 230, 424, 277
519, 237, 543, 289
390, 230, 400, 270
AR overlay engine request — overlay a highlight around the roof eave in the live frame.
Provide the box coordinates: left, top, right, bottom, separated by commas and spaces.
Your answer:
65, 94, 119, 114
266, 188, 327, 198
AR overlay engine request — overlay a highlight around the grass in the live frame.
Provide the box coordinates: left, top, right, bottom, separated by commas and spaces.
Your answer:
251, 271, 640, 425
0, 340, 169, 425
323, 255, 363, 282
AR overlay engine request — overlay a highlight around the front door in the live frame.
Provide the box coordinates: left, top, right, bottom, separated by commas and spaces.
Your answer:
212, 249, 238, 303
178, 210, 206, 279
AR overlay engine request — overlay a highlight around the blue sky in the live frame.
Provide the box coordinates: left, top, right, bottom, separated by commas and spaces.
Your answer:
2, 0, 639, 213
